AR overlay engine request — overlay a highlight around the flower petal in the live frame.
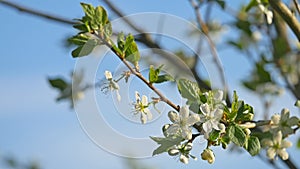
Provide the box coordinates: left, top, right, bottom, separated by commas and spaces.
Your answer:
168, 111, 179, 123
140, 113, 147, 124
277, 148, 289, 160
200, 103, 210, 116
145, 108, 152, 121
214, 90, 223, 101
267, 148, 276, 159
180, 105, 189, 119
203, 121, 212, 133
142, 95, 148, 105
273, 131, 282, 145
104, 70, 112, 80
280, 108, 290, 122
186, 114, 200, 126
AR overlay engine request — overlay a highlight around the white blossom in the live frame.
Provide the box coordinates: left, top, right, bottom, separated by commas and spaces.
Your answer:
133, 91, 152, 124
270, 108, 299, 137
256, 0, 273, 24
262, 131, 292, 160
103, 70, 121, 102
166, 106, 200, 140
199, 103, 224, 138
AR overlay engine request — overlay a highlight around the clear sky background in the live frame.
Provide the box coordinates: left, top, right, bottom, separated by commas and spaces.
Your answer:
0, 0, 299, 169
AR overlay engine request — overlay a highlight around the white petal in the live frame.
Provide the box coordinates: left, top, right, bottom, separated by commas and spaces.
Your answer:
180, 105, 189, 119
267, 148, 276, 159
281, 140, 292, 148
274, 131, 282, 145
214, 90, 223, 101
168, 111, 179, 123
271, 114, 280, 125
266, 11, 273, 24
213, 108, 223, 120
166, 125, 180, 136
200, 103, 210, 116
212, 121, 220, 130
145, 108, 152, 121
278, 149, 289, 160
104, 71, 112, 80
142, 95, 148, 105
182, 126, 192, 140
180, 154, 189, 164
140, 113, 147, 124
203, 121, 212, 133
218, 123, 226, 133
186, 114, 200, 126
281, 108, 290, 122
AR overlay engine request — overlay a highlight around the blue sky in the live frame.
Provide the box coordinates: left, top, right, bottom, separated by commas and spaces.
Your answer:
0, 0, 299, 169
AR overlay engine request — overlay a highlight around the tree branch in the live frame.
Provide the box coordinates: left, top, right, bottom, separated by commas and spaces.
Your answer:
95, 32, 180, 112
0, 0, 77, 25
269, 0, 300, 41
189, 0, 231, 105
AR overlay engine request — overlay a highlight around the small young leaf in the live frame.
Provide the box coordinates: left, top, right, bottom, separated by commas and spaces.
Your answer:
80, 3, 95, 20
71, 38, 98, 58
177, 79, 200, 102
124, 34, 140, 65
228, 125, 247, 147
150, 135, 183, 156
149, 65, 160, 83
209, 130, 220, 141
48, 78, 68, 91
246, 136, 261, 156
156, 74, 174, 83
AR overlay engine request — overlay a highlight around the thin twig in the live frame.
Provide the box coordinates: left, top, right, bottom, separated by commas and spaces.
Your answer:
0, 0, 77, 25
189, 0, 230, 104
293, 0, 300, 15
95, 32, 180, 112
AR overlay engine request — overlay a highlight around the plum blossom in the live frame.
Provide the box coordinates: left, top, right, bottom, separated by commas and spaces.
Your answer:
262, 131, 292, 160
103, 70, 121, 101
166, 106, 200, 140
133, 91, 152, 124
199, 103, 224, 138
270, 108, 299, 137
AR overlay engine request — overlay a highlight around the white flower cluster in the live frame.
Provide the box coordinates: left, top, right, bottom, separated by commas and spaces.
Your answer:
262, 108, 299, 160
163, 90, 225, 164
168, 142, 197, 164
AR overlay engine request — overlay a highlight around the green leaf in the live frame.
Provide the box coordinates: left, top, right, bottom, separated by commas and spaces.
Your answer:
245, 0, 258, 12
48, 78, 68, 91
228, 125, 247, 147
69, 34, 89, 45
156, 74, 174, 83
177, 79, 200, 102
235, 20, 252, 36
215, 0, 226, 9
295, 100, 300, 108
124, 34, 140, 64
80, 3, 95, 20
149, 65, 161, 83
236, 103, 254, 122
297, 137, 300, 149
209, 130, 220, 141
71, 38, 98, 58
150, 135, 183, 156
246, 136, 261, 156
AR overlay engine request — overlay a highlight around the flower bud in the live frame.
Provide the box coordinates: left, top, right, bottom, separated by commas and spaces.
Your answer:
218, 123, 226, 133
201, 149, 215, 164
184, 142, 193, 151
244, 128, 251, 135
168, 149, 179, 156
271, 114, 280, 125
168, 111, 178, 123
180, 154, 189, 164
